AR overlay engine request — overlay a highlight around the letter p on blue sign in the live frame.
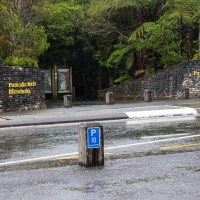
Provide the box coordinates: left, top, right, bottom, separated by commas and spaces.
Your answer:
87, 127, 100, 148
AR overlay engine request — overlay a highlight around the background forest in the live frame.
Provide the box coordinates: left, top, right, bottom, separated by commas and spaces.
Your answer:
0, 0, 200, 99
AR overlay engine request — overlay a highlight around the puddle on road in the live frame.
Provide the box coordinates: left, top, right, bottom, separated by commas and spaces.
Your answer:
0, 117, 200, 172
0, 147, 198, 173
67, 181, 106, 198
125, 175, 170, 184
0, 127, 78, 160
0, 158, 78, 172
106, 148, 199, 161
66, 175, 171, 195
105, 118, 200, 141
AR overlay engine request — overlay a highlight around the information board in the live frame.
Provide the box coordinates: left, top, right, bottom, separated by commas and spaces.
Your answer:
41, 69, 52, 93
58, 69, 70, 93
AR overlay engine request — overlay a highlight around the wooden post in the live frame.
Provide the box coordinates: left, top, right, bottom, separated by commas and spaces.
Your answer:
144, 89, 153, 102
63, 95, 72, 107
105, 92, 114, 105
182, 87, 190, 99
78, 122, 104, 167
52, 65, 58, 100
0, 58, 2, 67
70, 66, 73, 95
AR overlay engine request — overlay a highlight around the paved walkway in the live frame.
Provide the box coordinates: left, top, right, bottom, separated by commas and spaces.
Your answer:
0, 98, 200, 128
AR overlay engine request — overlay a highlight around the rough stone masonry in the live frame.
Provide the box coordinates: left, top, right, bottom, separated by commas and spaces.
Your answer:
98, 60, 200, 100
0, 66, 45, 112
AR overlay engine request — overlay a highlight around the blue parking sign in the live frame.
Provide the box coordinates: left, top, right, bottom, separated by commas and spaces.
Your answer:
87, 127, 101, 148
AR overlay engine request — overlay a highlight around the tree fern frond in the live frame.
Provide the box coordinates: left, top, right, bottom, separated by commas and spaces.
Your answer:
113, 47, 129, 63
107, 49, 122, 63
125, 51, 134, 69
113, 74, 132, 83
113, 44, 127, 49
108, 45, 133, 64
128, 22, 155, 42
103, 0, 137, 9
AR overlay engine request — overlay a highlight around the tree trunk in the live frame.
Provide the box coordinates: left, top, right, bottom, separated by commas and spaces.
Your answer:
199, 21, 200, 58
98, 65, 102, 90
22, 26, 26, 57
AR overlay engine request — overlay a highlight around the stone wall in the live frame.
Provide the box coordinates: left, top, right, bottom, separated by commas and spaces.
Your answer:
98, 60, 200, 100
0, 66, 45, 112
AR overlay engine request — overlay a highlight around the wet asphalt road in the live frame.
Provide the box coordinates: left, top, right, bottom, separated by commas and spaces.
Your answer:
0, 116, 200, 200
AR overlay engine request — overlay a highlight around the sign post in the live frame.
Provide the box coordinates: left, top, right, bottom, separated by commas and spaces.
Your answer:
78, 122, 104, 167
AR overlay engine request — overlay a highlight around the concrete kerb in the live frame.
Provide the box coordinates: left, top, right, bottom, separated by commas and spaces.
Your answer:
0, 99, 199, 128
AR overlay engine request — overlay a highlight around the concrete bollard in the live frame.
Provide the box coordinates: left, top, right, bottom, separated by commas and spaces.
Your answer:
63, 95, 72, 107
144, 89, 153, 102
105, 92, 114, 105
78, 122, 104, 167
182, 87, 190, 99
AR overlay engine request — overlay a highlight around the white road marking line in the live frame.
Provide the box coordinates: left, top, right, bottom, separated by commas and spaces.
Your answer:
0, 152, 78, 166
0, 134, 200, 166
105, 134, 200, 150
142, 133, 190, 139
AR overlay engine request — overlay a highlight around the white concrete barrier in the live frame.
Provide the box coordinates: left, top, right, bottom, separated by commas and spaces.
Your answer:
126, 107, 197, 118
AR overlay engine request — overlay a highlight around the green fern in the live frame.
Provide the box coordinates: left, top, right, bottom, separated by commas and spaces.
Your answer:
103, 0, 137, 8
128, 22, 156, 42
108, 44, 135, 66
125, 51, 134, 69
113, 74, 132, 83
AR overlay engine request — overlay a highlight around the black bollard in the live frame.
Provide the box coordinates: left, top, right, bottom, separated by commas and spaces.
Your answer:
0, 58, 2, 67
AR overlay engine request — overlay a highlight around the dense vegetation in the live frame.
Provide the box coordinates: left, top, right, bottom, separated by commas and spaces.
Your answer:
0, 0, 199, 99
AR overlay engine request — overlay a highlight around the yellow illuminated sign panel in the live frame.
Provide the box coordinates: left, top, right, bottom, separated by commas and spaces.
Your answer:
194, 71, 200, 76
8, 81, 36, 95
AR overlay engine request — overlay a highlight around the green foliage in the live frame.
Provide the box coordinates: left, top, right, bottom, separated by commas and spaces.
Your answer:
145, 67, 155, 76
39, 1, 83, 68
153, 22, 186, 66
114, 74, 132, 83
0, 34, 10, 59
129, 22, 156, 42
193, 50, 200, 60
40, 0, 200, 99
163, 0, 200, 58
22, 25, 50, 57
43, 2, 81, 44
94, 50, 116, 68
0, 0, 49, 60
3, 56, 38, 67
108, 44, 135, 69
125, 52, 135, 70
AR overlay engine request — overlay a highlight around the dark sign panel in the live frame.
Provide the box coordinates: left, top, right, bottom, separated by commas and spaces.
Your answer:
42, 69, 52, 93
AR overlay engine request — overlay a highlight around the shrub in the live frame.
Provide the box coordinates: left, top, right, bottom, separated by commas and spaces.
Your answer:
3, 56, 38, 68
